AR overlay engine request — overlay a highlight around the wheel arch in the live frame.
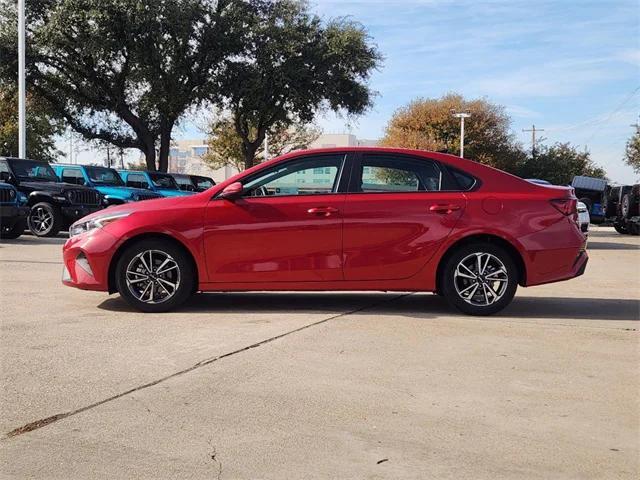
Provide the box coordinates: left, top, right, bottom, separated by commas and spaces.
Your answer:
435, 233, 527, 294
107, 232, 200, 294
27, 192, 55, 206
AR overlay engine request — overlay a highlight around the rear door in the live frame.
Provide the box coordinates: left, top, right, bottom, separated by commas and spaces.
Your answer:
342, 153, 466, 281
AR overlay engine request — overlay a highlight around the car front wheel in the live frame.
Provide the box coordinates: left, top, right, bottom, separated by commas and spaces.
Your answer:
441, 243, 518, 316
115, 239, 195, 313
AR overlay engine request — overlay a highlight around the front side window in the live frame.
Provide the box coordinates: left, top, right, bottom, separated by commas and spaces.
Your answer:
242, 155, 344, 197
356, 155, 441, 193
8, 159, 58, 182
85, 166, 124, 186
149, 173, 179, 190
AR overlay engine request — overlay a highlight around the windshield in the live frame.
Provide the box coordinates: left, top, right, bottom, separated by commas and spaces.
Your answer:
85, 166, 125, 186
8, 159, 58, 182
193, 176, 214, 190
149, 173, 179, 190
172, 175, 192, 187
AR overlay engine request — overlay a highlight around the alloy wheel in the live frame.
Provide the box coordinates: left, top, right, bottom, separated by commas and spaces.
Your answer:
125, 249, 181, 304
453, 252, 509, 307
30, 206, 54, 235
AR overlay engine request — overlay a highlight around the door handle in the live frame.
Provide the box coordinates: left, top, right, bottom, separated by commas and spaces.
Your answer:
307, 206, 339, 217
429, 204, 461, 214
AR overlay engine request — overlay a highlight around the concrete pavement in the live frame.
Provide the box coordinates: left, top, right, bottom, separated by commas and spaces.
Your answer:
0, 226, 638, 479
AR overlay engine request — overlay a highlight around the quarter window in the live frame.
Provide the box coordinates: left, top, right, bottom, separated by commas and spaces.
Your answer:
243, 155, 345, 197
356, 155, 442, 192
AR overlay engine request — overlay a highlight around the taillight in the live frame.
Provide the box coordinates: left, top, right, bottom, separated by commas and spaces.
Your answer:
550, 198, 577, 218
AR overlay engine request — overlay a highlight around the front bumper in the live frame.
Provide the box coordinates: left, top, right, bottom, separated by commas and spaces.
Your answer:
62, 227, 118, 291
61, 205, 102, 222
0, 205, 30, 228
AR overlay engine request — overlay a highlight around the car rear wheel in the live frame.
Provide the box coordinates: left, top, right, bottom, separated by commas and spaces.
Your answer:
115, 239, 195, 313
0, 217, 26, 239
441, 243, 518, 316
27, 202, 61, 237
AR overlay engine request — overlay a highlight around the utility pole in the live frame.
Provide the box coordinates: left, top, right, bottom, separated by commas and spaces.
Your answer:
18, 0, 26, 158
522, 125, 544, 155
263, 132, 269, 161
452, 111, 471, 158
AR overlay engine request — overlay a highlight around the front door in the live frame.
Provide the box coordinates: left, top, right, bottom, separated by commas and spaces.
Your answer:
203, 154, 348, 283
343, 153, 466, 281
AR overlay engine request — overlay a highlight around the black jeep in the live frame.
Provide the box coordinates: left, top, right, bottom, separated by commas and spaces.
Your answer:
0, 157, 104, 237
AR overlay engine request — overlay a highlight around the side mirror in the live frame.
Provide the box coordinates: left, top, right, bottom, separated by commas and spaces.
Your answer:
218, 182, 243, 201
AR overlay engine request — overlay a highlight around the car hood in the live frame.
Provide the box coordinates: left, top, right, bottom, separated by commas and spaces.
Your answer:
74, 195, 191, 223
96, 185, 160, 199
19, 181, 96, 194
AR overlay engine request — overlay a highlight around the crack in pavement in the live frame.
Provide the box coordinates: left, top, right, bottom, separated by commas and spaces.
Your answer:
3, 293, 412, 440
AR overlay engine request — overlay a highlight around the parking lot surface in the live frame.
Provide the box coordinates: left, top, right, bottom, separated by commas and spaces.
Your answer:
0, 227, 638, 479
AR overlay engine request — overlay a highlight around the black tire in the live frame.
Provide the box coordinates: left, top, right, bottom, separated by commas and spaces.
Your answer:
115, 238, 195, 313
441, 242, 518, 316
0, 217, 26, 239
27, 202, 62, 237
614, 223, 628, 234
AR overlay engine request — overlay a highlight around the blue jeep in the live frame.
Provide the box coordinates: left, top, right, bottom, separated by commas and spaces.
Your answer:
0, 182, 30, 239
52, 164, 162, 206
117, 170, 194, 197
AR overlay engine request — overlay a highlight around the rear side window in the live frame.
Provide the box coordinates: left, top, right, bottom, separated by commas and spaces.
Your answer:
355, 155, 442, 193
61, 168, 86, 185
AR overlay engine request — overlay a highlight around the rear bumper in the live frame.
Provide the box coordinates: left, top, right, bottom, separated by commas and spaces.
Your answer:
519, 217, 589, 287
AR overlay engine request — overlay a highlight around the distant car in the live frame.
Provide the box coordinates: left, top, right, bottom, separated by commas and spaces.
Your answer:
52, 164, 162, 205
0, 157, 103, 237
117, 170, 194, 198
577, 201, 590, 233
169, 173, 216, 192
63, 147, 588, 316
0, 182, 29, 239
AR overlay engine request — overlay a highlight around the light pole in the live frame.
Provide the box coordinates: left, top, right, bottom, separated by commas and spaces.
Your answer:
452, 111, 471, 158
18, 0, 26, 158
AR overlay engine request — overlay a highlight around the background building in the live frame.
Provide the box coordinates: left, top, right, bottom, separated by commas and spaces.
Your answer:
167, 134, 379, 182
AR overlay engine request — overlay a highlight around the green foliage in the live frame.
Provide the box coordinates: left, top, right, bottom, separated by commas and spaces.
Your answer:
624, 130, 640, 174
213, 0, 381, 169
517, 142, 607, 185
0, 0, 239, 171
203, 115, 321, 172
381, 93, 522, 172
0, 85, 63, 162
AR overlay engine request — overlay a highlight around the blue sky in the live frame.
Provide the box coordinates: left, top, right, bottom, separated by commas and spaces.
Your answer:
305, 0, 639, 183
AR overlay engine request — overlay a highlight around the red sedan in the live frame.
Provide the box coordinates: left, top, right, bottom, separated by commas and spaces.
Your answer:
62, 148, 587, 315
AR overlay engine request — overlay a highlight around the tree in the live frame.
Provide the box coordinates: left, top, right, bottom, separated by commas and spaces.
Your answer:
0, 0, 240, 171
518, 142, 607, 185
203, 115, 320, 172
212, 0, 381, 170
624, 130, 640, 174
0, 84, 63, 162
380, 93, 524, 172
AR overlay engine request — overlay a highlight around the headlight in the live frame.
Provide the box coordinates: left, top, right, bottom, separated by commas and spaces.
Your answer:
69, 211, 131, 238
17, 192, 27, 205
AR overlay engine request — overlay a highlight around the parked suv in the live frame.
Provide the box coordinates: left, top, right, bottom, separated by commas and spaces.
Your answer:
0, 157, 103, 237
52, 164, 162, 205
169, 173, 216, 192
0, 182, 29, 239
604, 184, 640, 235
117, 170, 194, 197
